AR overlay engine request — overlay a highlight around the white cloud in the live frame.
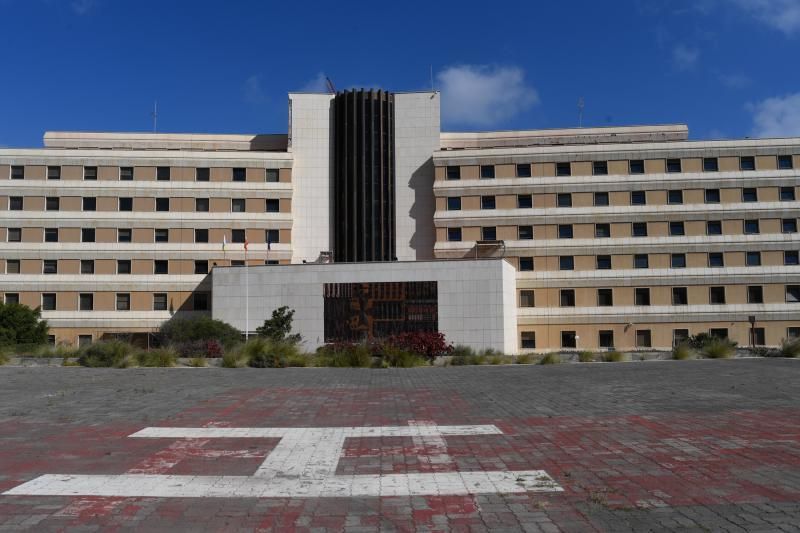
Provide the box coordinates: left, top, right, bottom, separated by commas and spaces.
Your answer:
718, 72, 752, 88
672, 44, 699, 70
243, 75, 266, 104
436, 65, 539, 128
729, 0, 800, 35
749, 92, 800, 137
300, 72, 329, 93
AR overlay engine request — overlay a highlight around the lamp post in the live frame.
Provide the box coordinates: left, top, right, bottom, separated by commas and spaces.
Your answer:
748, 315, 756, 350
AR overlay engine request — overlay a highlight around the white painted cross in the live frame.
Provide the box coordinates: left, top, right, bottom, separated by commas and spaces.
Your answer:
3, 423, 562, 498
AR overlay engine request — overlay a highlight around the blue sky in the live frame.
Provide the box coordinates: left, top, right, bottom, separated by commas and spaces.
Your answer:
0, 0, 798, 147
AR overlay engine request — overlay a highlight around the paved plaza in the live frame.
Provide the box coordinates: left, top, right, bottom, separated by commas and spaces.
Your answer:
0, 359, 799, 531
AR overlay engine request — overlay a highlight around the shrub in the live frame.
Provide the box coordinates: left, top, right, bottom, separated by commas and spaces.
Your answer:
516, 353, 533, 364
701, 337, 737, 359
286, 353, 309, 367
602, 351, 628, 363
672, 343, 695, 360
221, 350, 248, 368
0, 351, 8, 366
244, 338, 300, 368
0, 302, 49, 346
382, 346, 427, 368
750, 346, 774, 358
316, 342, 372, 367
489, 354, 507, 365
256, 306, 302, 343
779, 337, 800, 358
136, 348, 178, 367
78, 340, 135, 368
538, 353, 560, 365
159, 316, 241, 348
188, 357, 207, 367
578, 351, 595, 363
175, 339, 225, 359
451, 345, 475, 357
383, 332, 453, 362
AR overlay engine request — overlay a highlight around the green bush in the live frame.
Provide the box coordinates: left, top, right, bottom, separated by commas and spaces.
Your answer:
672, 343, 695, 360
515, 354, 534, 364
78, 340, 135, 368
221, 349, 248, 368
381, 346, 427, 368
136, 348, 178, 367
255, 306, 301, 343
316, 343, 372, 368
489, 354, 506, 365
188, 356, 207, 367
578, 351, 595, 363
0, 302, 49, 346
159, 316, 241, 348
702, 337, 737, 359
244, 338, 300, 368
779, 337, 800, 358
539, 353, 561, 365
286, 353, 309, 367
451, 345, 475, 357
0, 351, 8, 366
602, 351, 628, 363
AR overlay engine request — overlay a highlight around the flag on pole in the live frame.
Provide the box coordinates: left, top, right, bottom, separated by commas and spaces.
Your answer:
222, 234, 227, 251
244, 239, 249, 252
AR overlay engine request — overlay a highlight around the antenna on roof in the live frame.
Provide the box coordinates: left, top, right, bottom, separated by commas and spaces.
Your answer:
151, 101, 158, 133
430, 65, 434, 91
577, 97, 585, 128
325, 77, 336, 94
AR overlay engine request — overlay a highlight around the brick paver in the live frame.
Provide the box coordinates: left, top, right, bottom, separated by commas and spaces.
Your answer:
0, 359, 799, 531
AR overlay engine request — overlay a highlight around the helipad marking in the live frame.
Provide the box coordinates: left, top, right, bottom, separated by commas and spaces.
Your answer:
3, 423, 562, 498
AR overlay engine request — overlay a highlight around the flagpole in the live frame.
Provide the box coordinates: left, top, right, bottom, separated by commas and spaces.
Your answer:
245, 246, 249, 342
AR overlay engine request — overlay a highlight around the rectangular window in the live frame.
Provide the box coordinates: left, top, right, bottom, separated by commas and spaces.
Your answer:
447, 197, 461, 211
232, 168, 246, 182
44, 228, 58, 242
634, 254, 649, 269
708, 252, 725, 267
636, 330, 652, 348
9, 196, 23, 210
516, 164, 531, 178
47, 166, 61, 180
119, 197, 133, 211
630, 190, 646, 205
629, 160, 645, 174
708, 328, 728, 339
673, 329, 690, 346
480, 196, 496, 209
7, 228, 21, 242
669, 221, 685, 236
780, 186, 796, 201
81, 228, 95, 243
266, 199, 280, 213
668, 190, 683, 204
117, 260, 131, 274
120, 167, 133, 181
83, 166, 97, 180
560, 289, 575, 307
666, 158, 682, 173
518, 225, 533, 240
705, 189, 720, 203
672, 287, 688, 305
709, 286, 726, 304
78, 335, 92, 347
41, 293, 57, 311
231, 229, 246, 243
707, 221, 722, 235
519, 290, 535, 308
744, 219, 760, 234
519, 257, 534, 271
594, 192, 609, 206
154, 260, 169, 275
10, 166, 24, 179
742, 188, 758, 202
558, 225, 573, 239
79, 293, 94, 311
153, 293, 168, 311
481, 226, 496, 241
4, 293, 19, 304
80, 259, 94, 274
195, 228, 209, 243
595, 223, 611, 238
46, 197, 59, 211
6, 260, 20, 274
517, 194, 532, 208
703, 157, 719, 172
635, 288, 650, 306
196, 167, 210, 181
446, 166, 460, 180
480, 165, 495, 179
788, 327, 800, 339
559, 256, 574, 271
194, 260, 209, 275
632, 222, 648, 237
556, 162, 571, 177
265, 169, 279, 182
787, 285, 800, 303
596, 255, 612, 270
557, 193, 572, 207
231, 199, 245, 212
740, 156, 755, 171
155, 198, 169, 212
593, 161, 608, 175
195, 198, 209, 212
671, 254, 686, 268
752, 327, 766, 346
561, 331, 577, 349
154, 229, 169, 243
82, 197, 96, 211
599, 330, 615, 348
785, 251, 799, 265
193, 292, 210, 311
747, 285, 764, 304
778, 155, 794, 170
156, 167, 170, 181
118, 229, 132, 243
116, 293, 131, 311
521, 332, 536, 349
266, 229, 279, 244
746, 251, 761, 266
597, 288, 613, 307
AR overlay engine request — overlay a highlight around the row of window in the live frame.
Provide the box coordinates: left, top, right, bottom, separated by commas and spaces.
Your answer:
445, 155, 796, 180
520, 285, 800, 308
6, 197, 284, 213
9, 166, 282, 182
4, 258, 280, 275
445, 187, 796, 211
5, 228, 281, 244
2, 292, 210, 311
514, 251, 800, 271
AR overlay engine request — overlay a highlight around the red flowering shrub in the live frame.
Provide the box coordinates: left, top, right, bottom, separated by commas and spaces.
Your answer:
205, 339, 223, 358
382, 332, 453, 361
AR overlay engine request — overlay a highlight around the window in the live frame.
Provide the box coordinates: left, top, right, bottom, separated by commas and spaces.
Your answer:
556, 162, 571, 177
742, 188, 758, 202
47, 166, 61, 180
708, 252, 724, 267
593, 161, 608, 175
119, 197, 133, 211
519, 290, 535, 307
709, 328, 729, 339
231, 229, 246, 243
703, 157, 718, 172
265, 169, 279, 183
9, 196, 23, 210
629, 160, 645, 174
747, 285, 764, 304
232, 168, 246, 182
155, 198, 169, 212
80, 260, 94, 274
481, 226, 496, 241
153, 293, 168, 311
785, 251, 799, 265
266, 229, 279, 244
636, 330, 652, 348
560, 290, 575, 307
668, 190, 683, 204
195, 228, 209, 243
81, 228, 95, 242
516, 164, 531, 178
446, 166, 460, 180
193, 292, 210, 311
780, 186, 796, 201
672, 287, 688, 305
447, 197, 461, 211
635, 288, 650, 306
231, 199, 245, 212
518, 225, 533, 240
788, 327, 800, 339
118, 229, 132, 243
752, 328, 766, 346
195, 198, 209, 212
480, 196, 496, 209
559, 256, 574, 271
46, 197, 59, 211
4, 293, 19, 304
673, 329, 690, 346
556, 193, 572, 207
778, 155, 794, 170
746, 251, 761, 266
594, 192, 609, 206
44, 228, 58, 242
744, 219, 760, 234
156, 166, 170, 181
41, 293, 56, 311
519, 257, 534, 271
266, 199, 280, 213
667, 158, 682, 173
634, 254, 649, 269
117, 260, 131, 274
632, 222, 648, 237
7, 228, 21, 242
630, 190, 646, 205
671, 254, 686, 268
154, 260, 168, 275
116, 293, 131, 311
194, 260, 209, 275
82, 197, 96, 211
517, 194, 532, 208
709, 286, 726, 304
83, 166, 97, 180
10, 166, 24, 179
6, 260, 19, 274
561, 331, 577, 349
78, 335, 92, 347
596, 255, 611, 270
707, 221, 722, 235
595, 223, 611, 238
154, 229, 169, 243
597, 288, 613, 307
599, 330, 615, 348
480, 165, 495, 179
740, 156, 755, 171
669, 222, 685, 236
79, 293, 94, 311
521, 332, 536, 349
558, 225, 573, 239
120, 167, 133, 181
195, 167, 210, 181
787, 286, 800, 303
705, 189, 720, 203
